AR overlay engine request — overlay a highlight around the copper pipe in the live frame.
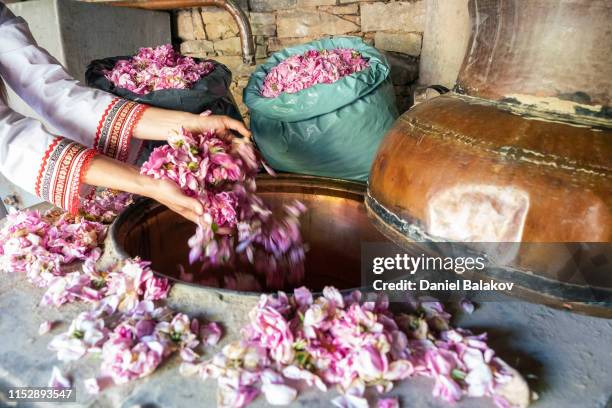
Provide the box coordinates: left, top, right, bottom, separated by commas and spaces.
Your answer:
107, 0, 255, 65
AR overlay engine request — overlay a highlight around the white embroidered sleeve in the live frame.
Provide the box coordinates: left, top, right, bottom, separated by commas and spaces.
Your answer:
0, 3, 147, 163
0, 102, 97, 214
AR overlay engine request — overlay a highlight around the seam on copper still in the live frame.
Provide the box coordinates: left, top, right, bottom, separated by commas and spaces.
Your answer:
454, 93, 612, 129
401, 116, 611, 179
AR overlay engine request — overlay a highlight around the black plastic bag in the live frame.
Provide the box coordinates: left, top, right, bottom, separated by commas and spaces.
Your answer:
86, 56, 242, 121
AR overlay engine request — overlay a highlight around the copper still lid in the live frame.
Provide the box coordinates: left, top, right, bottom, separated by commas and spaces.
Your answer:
366, 0, 611, 314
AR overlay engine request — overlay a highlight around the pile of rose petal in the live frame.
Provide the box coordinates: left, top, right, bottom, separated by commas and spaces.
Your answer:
47, 257, 221, 392
140, 127, 306, 290
0, 192, 221, 393
0, 209, 106, 291
1, 192, 523, 407
105, 44, 214, 95
80, 189, 133, 223
0, 189, 133, 294
261, 48, 369, 98
180, 287, 518, 408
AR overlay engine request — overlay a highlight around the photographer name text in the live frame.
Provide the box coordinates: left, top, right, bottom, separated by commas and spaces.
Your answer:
372, 279, 514, 291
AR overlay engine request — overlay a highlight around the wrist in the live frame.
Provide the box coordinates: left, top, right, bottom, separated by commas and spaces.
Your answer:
132, 171, 158, 198
133, 107, 199, 140
180, 112, 201, 133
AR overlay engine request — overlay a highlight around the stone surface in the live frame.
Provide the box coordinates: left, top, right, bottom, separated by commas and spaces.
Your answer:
214, 36, 242, 56
250, 11, 276, 26
1, 258, 611, 408
394, 84, 415, 113
213, 55, 245, 72
180, 39, 214, 56
230, 81, 250, 118
384, 51, 420, 85
268, 36, 322, 52
361, 1, 426, 32
200, 7, 239, 40
375, 31, 422, 56
255, 35, 269, 58
256, 43, 269, 59
318, 4, 359, 15
413, 84, 448, 105
175, 10, 195, 41
277, 9, 360, 38
250, 12, 276, 36
342, 14, 360, 25
296, 0, 336, 7
418, 0, 470, 88
362, 31, 375, 46
252, 24, 276, 36
249, 0, 297, 13
213, 56, 266, 79
191, 8, 207, 40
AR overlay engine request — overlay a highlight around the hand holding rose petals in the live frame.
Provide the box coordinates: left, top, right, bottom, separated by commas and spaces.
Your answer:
140, 127, 306, 290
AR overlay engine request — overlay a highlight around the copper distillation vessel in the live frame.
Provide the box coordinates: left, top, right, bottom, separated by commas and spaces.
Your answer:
367, 0, 611, 315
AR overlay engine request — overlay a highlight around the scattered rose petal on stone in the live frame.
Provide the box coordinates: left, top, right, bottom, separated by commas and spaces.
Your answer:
377, 397, 400, 408
38, 320, 54, 335
262, 383, 297, 406
460, 298, 475, 314
201, 322, 223, 346
48, 366, 71, 389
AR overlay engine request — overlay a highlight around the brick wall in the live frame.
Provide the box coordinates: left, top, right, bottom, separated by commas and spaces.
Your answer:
174, 0, 425, 121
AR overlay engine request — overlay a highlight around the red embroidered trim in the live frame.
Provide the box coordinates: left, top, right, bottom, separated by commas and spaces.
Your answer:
67, 149, 98, 215
107, 101, 137, 160
94, 98, 148, 163
118, 104, 149, 163
35, 137, 61, 197
37, 139, 97, 213
94, 98, 119, 152
51, 143, 83, 209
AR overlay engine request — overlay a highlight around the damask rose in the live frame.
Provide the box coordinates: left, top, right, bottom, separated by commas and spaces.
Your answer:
80, 189, 133, 223
105, 44, 214, 95
261, 48, 369, 98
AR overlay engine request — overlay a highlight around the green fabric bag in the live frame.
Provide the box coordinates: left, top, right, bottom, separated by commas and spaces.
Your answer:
244, 37, 398, 181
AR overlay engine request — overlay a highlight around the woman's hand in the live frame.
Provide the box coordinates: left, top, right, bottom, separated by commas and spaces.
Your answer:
187, 113, 251, 139
146, 179, 203, 223
134, 106, 251, 141
83, 155, 203, 223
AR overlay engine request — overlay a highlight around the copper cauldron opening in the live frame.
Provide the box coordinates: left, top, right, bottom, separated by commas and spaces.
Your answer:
111, 174, 389, 293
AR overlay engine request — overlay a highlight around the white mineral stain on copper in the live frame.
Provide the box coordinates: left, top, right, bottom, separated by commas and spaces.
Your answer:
426, 184, 530, 242
504, 93, 603, 116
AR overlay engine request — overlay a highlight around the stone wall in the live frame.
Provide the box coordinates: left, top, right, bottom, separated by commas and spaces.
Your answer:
175, 0, 425, 121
